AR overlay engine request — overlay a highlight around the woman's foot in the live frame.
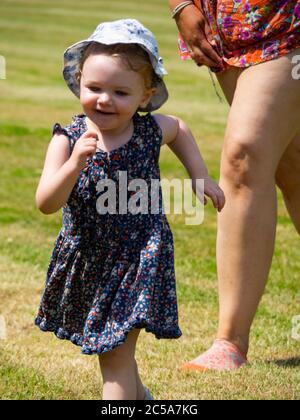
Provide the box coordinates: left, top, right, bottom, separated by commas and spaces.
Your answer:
181, 339, 248, 372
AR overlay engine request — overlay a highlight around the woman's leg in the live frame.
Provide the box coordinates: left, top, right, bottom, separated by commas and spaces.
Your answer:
215, 51, 300, 356
276, 129, 300, 234
216, 51, 300, 355
185, 49, 300, 370
99, 329, 145, 400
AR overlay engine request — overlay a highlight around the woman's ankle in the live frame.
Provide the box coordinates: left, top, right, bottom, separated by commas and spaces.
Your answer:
216, 333, 249, 356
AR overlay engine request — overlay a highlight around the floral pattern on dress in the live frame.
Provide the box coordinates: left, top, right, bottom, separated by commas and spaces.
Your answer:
179, 0, 300, 70
35, 113, 182, 355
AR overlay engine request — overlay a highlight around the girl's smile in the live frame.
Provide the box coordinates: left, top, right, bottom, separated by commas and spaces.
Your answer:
95, 110, 117, 117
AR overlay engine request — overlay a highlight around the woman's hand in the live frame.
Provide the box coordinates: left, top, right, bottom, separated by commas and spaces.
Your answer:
192, 176, 225, 212
69, 130, 98, 170
175, 4, 224, 70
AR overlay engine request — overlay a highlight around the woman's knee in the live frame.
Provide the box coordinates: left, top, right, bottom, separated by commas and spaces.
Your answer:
221, 135, 272, 191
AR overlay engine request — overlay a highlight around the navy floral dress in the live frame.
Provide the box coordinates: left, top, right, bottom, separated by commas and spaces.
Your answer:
35, 113, 182, 355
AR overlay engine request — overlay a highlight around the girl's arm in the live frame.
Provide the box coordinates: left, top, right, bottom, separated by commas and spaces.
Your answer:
154, 114, 225, 211
36, 130, 98, 214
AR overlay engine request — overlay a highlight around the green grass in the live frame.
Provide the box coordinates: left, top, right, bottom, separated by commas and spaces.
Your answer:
0, 0, 299, 400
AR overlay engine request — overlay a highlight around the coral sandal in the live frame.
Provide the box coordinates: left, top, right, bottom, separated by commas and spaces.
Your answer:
181, 339, 248, 372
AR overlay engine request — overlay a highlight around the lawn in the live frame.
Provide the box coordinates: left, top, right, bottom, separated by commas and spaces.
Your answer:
0, 0, 299, 400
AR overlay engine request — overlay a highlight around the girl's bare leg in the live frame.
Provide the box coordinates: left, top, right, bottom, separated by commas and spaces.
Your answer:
99, 329, 145, 400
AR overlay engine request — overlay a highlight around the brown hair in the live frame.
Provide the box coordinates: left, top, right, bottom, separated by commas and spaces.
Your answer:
77, 42, 160, 89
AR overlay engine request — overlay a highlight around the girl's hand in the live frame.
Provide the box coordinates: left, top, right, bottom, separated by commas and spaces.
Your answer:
69, 130, 98, 170
175, 5, 224, 70
192, 176, 225, 212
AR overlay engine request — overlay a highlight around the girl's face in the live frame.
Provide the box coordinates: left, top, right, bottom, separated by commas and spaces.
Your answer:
80, 54, 155, 133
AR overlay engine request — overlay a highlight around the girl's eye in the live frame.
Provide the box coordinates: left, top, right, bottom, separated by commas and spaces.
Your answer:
89, 86, 101, 92
115, 91, 128, 96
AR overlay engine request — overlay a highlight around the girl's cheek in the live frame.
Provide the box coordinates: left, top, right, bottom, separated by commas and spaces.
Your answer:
82, 92, 96, 104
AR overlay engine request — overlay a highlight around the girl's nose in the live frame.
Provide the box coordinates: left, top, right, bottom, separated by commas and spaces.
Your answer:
97, 92, 113, 105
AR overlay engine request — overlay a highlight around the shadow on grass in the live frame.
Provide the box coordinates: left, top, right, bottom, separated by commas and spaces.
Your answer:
267, 358, 300, 368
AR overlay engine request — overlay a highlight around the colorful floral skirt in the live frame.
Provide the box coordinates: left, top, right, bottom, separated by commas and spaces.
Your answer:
179, 0, 300, 70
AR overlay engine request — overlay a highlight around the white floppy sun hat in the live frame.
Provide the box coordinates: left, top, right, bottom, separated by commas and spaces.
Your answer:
63, 19, 169, 112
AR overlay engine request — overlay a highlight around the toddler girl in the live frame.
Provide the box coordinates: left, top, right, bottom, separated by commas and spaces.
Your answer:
35, 19, 225, 400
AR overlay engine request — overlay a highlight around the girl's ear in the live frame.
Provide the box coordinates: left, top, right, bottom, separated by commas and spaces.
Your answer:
75, 70, 82, 83
140, 88, 157, 109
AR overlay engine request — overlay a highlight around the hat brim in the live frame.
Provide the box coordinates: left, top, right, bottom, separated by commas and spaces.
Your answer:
63, 40, 169, 112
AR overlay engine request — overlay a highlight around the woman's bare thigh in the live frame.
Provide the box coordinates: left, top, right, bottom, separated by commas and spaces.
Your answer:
216, 66, 242, 105
217, 49, 300, 171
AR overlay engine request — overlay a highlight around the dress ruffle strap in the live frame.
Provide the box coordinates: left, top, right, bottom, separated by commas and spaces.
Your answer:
52, 122, 76, 154
52, 123, 69, 137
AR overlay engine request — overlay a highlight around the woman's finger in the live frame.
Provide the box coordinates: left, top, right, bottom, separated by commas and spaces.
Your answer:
198, 38, 224, 67
190, 38, 223, 68
191, 46, 220, 68
204, 18, 215, 46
